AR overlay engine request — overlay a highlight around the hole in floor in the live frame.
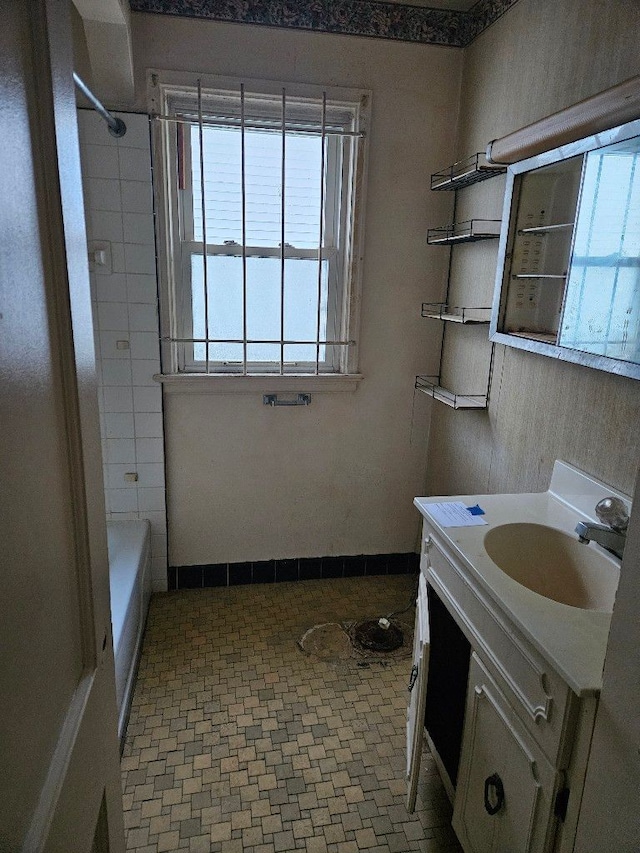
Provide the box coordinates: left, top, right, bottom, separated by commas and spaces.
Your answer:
353, 618, 404, 652
298, 618, 410, 665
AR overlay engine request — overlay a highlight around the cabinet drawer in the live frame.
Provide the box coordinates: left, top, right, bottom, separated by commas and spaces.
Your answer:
423, 530, 574, 767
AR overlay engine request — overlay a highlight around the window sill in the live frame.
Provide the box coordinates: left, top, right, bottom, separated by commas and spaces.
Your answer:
154, 373, 364, 394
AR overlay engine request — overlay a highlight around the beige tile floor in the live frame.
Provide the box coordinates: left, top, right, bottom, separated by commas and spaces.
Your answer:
121, 576, 462, 853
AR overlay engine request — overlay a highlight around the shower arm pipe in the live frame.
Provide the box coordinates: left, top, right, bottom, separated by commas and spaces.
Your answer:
73, 72, 127, 138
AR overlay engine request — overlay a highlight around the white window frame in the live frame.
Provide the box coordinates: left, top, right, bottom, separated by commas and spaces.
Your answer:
149, 71, 370, 385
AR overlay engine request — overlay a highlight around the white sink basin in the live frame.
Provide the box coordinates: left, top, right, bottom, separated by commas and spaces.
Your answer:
483, 522, 619, 612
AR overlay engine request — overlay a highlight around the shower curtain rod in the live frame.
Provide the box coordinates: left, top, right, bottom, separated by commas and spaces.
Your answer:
73, 72, 127, 138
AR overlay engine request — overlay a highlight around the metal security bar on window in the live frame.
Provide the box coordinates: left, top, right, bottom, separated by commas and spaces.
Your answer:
560, 146, 640, 360
154, 80, 365, 376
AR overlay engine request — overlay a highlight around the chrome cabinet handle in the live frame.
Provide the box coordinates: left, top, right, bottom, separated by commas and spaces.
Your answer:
407, 664, 419, 693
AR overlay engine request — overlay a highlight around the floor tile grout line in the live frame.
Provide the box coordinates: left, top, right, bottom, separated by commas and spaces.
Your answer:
121, 575, 462, 853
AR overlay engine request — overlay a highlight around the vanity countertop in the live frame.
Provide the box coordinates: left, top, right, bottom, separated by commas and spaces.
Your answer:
414, 462, 628, 696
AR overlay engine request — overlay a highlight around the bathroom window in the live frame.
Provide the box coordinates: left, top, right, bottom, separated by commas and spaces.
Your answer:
152, 75, 369, 377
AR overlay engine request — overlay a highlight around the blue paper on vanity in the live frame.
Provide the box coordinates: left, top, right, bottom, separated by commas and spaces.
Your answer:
424, 501, 488, 527
466, 504, 485, 516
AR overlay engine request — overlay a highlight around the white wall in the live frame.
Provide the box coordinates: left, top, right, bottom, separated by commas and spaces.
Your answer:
78, 109, 168, 590
575, 469, 640, 851
131, 15, 463, 566
426, 1, 640, 846
425, 0, 640, 501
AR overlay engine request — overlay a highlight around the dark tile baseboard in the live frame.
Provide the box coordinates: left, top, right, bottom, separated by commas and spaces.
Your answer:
168, 552, 419, 591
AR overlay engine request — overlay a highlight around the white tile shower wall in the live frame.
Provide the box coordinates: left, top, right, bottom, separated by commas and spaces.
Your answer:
78, 109, 168, 592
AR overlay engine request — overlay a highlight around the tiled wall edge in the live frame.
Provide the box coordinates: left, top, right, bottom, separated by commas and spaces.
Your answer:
168, 552, 420, 590
78, 110, 169, 593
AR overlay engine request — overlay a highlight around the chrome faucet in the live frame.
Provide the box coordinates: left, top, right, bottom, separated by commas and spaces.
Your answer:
575, 496, 629, 560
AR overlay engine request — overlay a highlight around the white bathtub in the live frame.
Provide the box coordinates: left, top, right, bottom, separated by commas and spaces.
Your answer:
107, 519, 151, 740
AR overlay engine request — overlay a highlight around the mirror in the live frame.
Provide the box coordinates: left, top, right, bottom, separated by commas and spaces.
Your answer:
559, 136, 640, 363
491, 118, 640, 379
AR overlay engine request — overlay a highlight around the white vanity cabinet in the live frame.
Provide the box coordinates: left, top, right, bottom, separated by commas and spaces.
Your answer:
454, 653, 558, 853
418, 523, 599, 853
406, 574, 430, 813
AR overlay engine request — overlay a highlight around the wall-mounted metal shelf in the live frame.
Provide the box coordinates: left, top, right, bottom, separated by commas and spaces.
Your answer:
517, 222, 573, 235
418, 150, 501, 416
421, 303, 491, 324
509, 331, 558, 344
511, 273, 567, 280
427, 219, 501, 245
414, 375, 488, 410
431, 153, 507, 191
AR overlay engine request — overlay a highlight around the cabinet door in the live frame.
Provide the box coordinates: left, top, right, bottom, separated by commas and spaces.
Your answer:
453, 654, 558, 853
406, 573, 429, 813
